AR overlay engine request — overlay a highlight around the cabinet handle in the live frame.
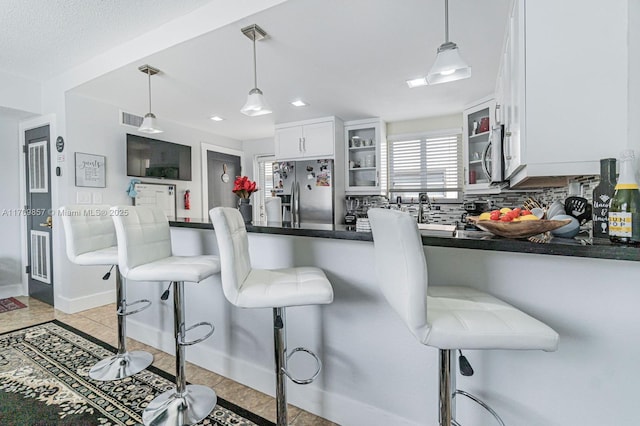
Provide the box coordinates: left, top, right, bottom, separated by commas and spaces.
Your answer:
299, 138, 302, 152
495, 104, 501, 123
302, 137, 306, 152
504, 131, 512, 160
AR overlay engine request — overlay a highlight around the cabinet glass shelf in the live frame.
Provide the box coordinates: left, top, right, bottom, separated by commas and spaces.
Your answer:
469, 130, 490, 139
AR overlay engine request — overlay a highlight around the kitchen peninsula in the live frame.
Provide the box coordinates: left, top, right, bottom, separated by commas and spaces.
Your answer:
116, 219, 640, 425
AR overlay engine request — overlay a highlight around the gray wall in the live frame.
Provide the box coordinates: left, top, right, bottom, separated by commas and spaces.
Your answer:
0, 117, 23, 291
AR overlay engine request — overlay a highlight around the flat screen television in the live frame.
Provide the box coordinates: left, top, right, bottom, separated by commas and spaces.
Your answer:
126, 133, 192, 181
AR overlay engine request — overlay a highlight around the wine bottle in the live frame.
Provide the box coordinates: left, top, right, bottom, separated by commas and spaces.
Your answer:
592, 158, 616, 240
608, 150, 640, 244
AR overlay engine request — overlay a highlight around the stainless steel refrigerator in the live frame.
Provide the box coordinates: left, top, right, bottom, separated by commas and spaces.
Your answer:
272, 159, 334, 225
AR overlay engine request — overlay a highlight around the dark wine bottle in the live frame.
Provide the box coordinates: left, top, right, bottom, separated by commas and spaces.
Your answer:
592, 158, 616, 240
609, 150, 640, 244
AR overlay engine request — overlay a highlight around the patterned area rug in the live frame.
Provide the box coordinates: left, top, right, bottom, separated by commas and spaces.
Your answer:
0, 320, 274, 425
0, 297, 27, 313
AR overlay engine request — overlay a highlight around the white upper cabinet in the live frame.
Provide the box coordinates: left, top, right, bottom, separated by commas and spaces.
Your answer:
344, 118, 385, 194
274, 117, 342, 160
498, 0, 628, 188
463, 98, 501, 194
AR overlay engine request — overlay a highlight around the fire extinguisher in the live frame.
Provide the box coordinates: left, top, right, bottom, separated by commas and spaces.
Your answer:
184, 189, 191, 210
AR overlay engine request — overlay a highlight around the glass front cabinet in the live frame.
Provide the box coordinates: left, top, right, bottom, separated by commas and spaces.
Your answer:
344, 118, 385, 194
463, 97, 501, 194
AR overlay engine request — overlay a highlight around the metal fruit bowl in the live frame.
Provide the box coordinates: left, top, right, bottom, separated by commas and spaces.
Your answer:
467, 216, 572, 239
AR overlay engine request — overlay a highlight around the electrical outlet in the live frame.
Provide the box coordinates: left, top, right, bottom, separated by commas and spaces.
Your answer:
76, 191, 91, 204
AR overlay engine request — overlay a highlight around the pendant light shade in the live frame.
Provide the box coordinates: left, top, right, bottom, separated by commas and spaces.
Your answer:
427, 0, 471, 85
240, 24, 272, 117
241, 88, 272, 116
139, 113, 162, 134
138, 64, 163, 134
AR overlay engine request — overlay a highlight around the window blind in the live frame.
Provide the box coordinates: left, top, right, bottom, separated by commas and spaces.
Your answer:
256, 156, 275, 222
388, 132, 462, 199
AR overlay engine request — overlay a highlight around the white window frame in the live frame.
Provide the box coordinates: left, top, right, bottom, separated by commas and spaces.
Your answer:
253, 154, 276, 223
387, 128, 463, 203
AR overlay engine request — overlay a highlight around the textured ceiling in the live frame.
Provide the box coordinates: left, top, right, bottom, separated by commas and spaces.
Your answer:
0, 0, 212, 80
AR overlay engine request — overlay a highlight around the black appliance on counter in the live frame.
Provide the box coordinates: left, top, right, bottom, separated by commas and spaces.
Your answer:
461, 201, 489, 230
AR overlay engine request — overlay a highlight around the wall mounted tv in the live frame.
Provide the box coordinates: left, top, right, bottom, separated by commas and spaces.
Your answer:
126, 133, 192, 181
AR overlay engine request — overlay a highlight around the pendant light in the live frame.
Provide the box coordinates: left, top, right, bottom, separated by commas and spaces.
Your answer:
138, 64, 163, 134
240, 24, 272, 117
426, 0, 471, 85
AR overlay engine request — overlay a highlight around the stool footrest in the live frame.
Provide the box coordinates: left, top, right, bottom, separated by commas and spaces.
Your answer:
117, 299, 151, 316
179, 321, 215, 346
451, 389, 505, 426
282, 346, 322, 385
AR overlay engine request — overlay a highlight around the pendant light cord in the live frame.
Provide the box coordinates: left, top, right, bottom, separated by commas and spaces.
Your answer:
252, 34, 258, 89
147, 68, 152, 113
444, 0, 449, 43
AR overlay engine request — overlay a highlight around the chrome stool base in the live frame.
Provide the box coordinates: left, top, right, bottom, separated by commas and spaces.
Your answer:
142, 384, 217, 426
89, 350, 153, 381
89, 267, 154, 381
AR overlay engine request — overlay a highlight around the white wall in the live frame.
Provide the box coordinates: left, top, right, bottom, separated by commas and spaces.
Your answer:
0, 118, 24, 296
386, 113, 463, 136
242, 137, 275, 180
53, 93, 242, 312
0, 71, 41, 114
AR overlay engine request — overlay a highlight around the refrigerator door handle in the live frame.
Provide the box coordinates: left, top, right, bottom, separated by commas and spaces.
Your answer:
291, 181, 300, 227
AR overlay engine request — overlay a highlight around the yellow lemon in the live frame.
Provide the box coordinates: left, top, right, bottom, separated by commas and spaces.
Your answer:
499, 207, 512, 214
518, 215, 540, 221
478, 212, 492, 221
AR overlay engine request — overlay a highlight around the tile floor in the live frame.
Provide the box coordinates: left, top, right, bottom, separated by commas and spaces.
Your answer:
0, 296, 337, 426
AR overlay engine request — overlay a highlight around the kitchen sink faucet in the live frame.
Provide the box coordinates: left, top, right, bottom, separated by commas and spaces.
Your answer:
418, 193, 431, 224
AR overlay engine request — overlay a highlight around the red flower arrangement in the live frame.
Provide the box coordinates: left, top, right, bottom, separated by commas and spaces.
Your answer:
232, 176, 258, 199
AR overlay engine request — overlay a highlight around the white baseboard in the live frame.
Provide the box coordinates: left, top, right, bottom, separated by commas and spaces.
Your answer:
0, 284, 26, 299
56, 289, 115, 313
127, 319, 419, 426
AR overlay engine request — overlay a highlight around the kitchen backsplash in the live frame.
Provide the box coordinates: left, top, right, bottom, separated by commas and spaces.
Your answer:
430, 175, 598, 225
351, 175, 600, 226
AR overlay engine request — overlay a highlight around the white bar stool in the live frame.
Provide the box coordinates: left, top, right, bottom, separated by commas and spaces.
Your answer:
60, 205, 153, 381
111, 206, 221, 426
210, 207, 333, 426
368, 208, 559, 426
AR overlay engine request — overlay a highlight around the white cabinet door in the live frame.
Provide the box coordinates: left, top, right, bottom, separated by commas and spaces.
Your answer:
503, 0, 524, 180
344, 119, 384, 194
301, 121, 334, 158
502, 0, 628, 187
275, 126, 303, 159
463, 98, 498, 194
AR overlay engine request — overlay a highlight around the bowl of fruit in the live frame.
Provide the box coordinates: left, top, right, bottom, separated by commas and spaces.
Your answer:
468, 207, 572, 239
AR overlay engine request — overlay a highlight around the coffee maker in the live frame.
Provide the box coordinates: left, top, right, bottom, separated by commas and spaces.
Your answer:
345, 197, 359, 225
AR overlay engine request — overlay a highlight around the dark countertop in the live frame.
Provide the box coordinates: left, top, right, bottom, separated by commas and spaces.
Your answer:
170, 218, 640, 262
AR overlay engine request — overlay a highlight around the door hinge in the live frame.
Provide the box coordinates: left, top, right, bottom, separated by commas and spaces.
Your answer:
25, 265, 31, 274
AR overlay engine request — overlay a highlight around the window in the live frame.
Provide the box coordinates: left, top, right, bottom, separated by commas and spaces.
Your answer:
387, 129, 462, 201
254, 155, 275, 222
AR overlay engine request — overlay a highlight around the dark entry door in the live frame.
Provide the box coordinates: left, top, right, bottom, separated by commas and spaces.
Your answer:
24, 125, 54, 305
207, 151, 242, 210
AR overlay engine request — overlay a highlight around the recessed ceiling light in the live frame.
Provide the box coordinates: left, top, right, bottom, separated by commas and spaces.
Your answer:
406, 77, 428, 88
210, 116, 224, 121
291, 100, 308, 107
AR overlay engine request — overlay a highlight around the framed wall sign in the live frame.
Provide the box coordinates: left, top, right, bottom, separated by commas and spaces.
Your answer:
75, 152, 106, 188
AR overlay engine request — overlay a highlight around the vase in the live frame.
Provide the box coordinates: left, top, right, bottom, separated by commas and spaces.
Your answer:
238, 198, 253, 224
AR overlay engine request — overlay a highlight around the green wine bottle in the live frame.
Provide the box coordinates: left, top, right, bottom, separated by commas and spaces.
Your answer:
608, 150, 640, 244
